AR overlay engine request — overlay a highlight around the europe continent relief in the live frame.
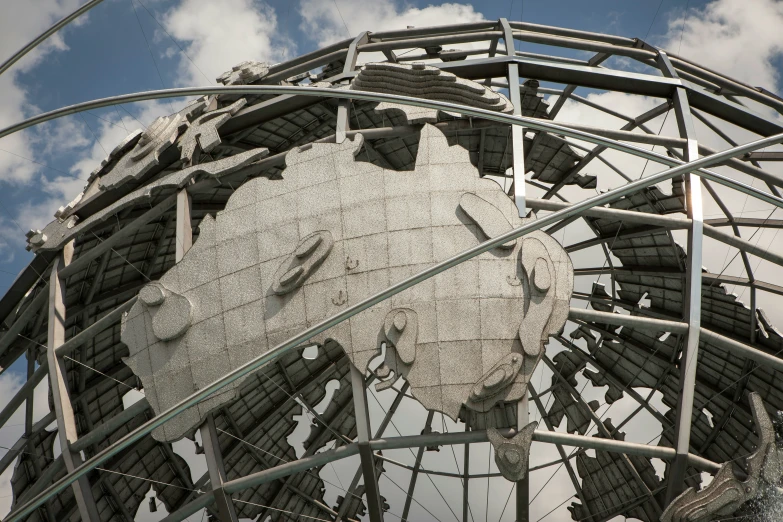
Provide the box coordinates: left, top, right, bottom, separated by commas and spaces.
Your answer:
121, 124, 574, 441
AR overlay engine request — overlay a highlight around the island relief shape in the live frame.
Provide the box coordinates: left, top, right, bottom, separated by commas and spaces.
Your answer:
121, 123, 574, 441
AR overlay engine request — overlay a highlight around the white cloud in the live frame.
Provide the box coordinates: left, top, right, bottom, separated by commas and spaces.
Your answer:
661, 0, 783, 94
299, 0, 485, 48
0, 0, 88, 185
162, 0, 293, 86
0, 0, 103, 262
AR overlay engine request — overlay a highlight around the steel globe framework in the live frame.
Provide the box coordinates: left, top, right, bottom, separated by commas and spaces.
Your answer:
2, 4, 783, 522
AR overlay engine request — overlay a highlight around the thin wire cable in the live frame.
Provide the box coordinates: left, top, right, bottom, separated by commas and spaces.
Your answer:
118, 104, 148, 129
129, 0, 176, 114
366, 390, 453, 522
0, 148, 90, 182
331, 0, 352, 38
215, 427, 368, 510
90, 231, 153, 283
63, 355, 138, 391
441, 414, 475, 522
233, 498, 332, 521
96, 466, 199, 492
78, 113, 108, 155
133, 0, 212, 85
644, 0, 666, 40
485, 441, 491, 522
15, 333, 139, 393
736, 228, 782, 302
112, 107, 130, 132
703, 206, 777, 292
497, 482, 515, 522
644, 338, 783, 446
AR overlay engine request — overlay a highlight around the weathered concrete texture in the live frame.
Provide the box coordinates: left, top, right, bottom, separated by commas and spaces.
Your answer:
352, 62, 514, 113
99, 114, 184, 192
121, 123, 573, 441
179, 98, 248, 167
373, 101, 439, 125
488, 421, 537, 481
26, 148, 269, 253
661, 392, 783, 522
216, 60, 270, 85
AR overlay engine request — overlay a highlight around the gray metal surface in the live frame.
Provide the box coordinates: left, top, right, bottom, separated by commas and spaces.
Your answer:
2, 18, 783, 522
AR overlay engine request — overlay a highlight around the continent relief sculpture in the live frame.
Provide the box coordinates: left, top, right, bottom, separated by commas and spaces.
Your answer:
661, 392, 783, 522
120, 121, 573, 448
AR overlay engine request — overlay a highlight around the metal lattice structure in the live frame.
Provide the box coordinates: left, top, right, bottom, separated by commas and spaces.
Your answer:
2, 5, 783, 522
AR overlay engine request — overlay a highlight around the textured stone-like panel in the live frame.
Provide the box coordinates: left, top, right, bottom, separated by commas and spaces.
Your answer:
661, 392, 783, 522
121, 123, 573, 440
26, 148, 269, 253
352, 62, 513, 114
217, 60, 270, 85
487, 421, 537, 481
99, 114, 184, 191
179, 98, 247, 166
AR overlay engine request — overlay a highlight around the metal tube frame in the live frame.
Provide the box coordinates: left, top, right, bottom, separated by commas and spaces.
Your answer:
6, 123, 782, 521
5, 19, 783, 522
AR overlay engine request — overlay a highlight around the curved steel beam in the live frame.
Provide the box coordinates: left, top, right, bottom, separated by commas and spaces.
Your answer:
5, 130, 782, 522
0, 85, 782, 210
222, 428, 719, 495
0, 0, 106, 77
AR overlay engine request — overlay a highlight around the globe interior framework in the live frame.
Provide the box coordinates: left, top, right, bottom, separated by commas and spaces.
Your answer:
1, 11, 783, 522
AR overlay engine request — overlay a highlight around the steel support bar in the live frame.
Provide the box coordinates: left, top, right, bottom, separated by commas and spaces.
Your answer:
746, 152, 783, 161
546, 52, 610, 119
461, 420, 470, 522
568, 308, 688, 334
533, 197, 783, 266
527, 117, 686, 148
358, 31, 503, 53
253, 372, 371, 522
371, 21, 498, 39
336, 383, 409, 521
350, 366, 384, 522
501, 18, 526, 216
0, 412, 55, 476
508, 21, 636, 46
60, 192, 178, 280
576, 266, 783, 299
177, 187, 236, 521
401, 411, 434, 522
669, 55, 783, 115
336, 33, 369, 143
56, 296, 137, 357
528, 384, 593, 520
661, 50, 705, 501
175, 189, 192, 262
510, 30, 656, 62
543, 100, 672, 199
516, 394, 529, 522
71, 398, 150, 453
2, 84, 783, 204
572, 307, 783, 376
8, 130, 782, 522
200, 415, 239, 522
542, 355, 662, 514
219, 429, 720, 497
0, 360, 47, 430
264, 49, 349, 84
0, 286, 48, 358
158, 491, 216, 522
46, 244, 101, 522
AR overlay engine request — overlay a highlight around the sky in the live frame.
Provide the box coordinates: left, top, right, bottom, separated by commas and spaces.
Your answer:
0, 0, 783, 521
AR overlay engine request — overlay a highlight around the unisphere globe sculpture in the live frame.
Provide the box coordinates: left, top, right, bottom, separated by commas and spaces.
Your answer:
3, 13, 783, 522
